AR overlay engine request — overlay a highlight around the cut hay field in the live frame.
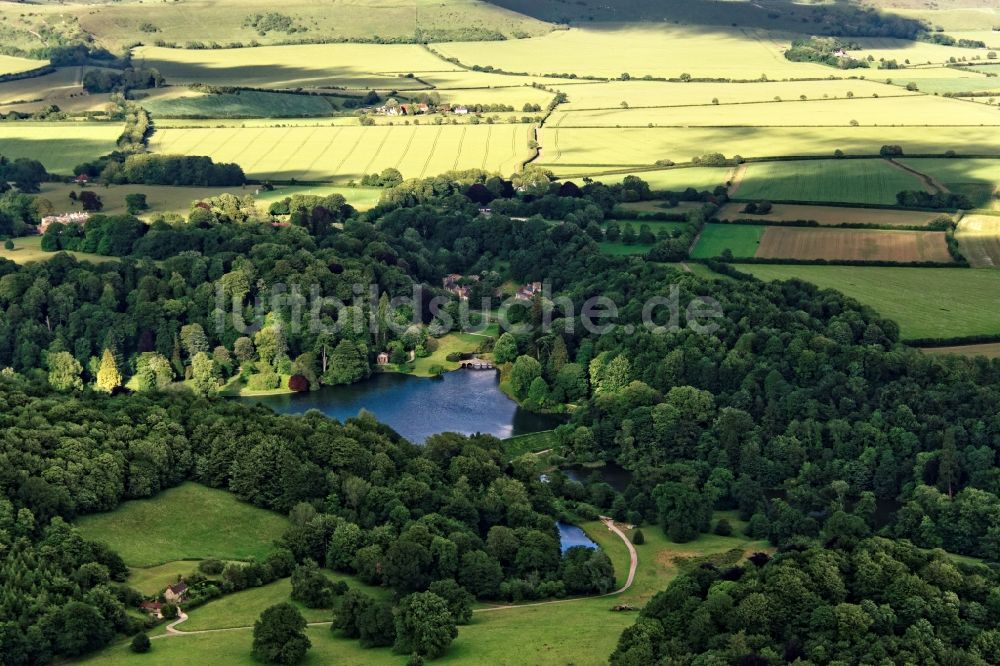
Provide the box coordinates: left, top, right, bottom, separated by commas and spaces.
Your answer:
557, 79, 907, 110
956, 214, 1000, 267
538, 126, 1000, 167
549, 95, 998, 128
0, 236, 116, 266
436, 26, 831, 80
691, 224, 765, 259
732, 264, 1000, 340
899, 158, 1000, 209
73, 482, 289, 567
133, 44, 451, 89
0, 54, 47, 76
78, 0, 550, 49
139, 89, 339, 118
715, 202, 949, 227
755, 226, 954, 263
148, 123, 535, 181
0, 122, 122, 174
734, 159, 924, 205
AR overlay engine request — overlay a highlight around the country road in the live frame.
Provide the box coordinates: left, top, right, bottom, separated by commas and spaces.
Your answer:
152, 517, 639, 638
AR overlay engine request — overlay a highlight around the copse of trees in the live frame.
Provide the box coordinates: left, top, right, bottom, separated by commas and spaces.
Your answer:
611, 537, 1000, 664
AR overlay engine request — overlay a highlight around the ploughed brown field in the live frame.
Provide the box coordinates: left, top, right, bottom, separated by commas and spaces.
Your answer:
755, 227, 954, 263
716, 203, 949, 227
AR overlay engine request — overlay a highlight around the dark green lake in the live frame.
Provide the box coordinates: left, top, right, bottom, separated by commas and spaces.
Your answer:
243, 370, 559, 443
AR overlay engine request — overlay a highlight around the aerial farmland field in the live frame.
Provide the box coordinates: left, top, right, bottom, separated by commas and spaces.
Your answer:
148, 123, 535, 181
733, 159, 924, 205
133, 44, 453, 89
557, 79, 909, 111
690, 224, 765, 259
548, 94, 1000, 128
0, 122, 122, 174
956, 215, 1000, 268
436, 25, 832, 80
755, 227, 953, 263
0, 54, 47, 76
715, 202, 949, 227
539, 126, 1000, 168
899, 158, 1000, 209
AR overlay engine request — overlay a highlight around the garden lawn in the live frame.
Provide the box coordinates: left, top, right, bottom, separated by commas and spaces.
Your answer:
691, 224, 765, 259
74, 482, 289, 566
732, 264, 1000, 341
128, 561, 203, 596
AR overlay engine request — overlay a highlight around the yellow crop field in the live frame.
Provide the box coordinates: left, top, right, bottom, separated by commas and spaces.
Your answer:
133, 44, 454, 89
557, 79, 908, 110
148, 123, 535, 181
539, 125, 1000, 166
549, 95, 1000, 128
436, 26, 830, 80
852, 37, 995, 66
0, 54, 48, 76
0, 122, 123, 174
956, 214, 1000, 267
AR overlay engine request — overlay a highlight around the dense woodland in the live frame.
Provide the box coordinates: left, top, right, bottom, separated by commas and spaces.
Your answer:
4, 167, 1000, 663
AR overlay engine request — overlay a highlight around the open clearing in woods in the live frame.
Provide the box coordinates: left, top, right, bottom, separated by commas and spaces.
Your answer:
755, 226, 954, 263
148, 123, 535, 182
715, 202, 950, 227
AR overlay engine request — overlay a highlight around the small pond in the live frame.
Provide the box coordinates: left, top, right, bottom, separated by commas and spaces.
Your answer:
242, 369, 559, 443
557, 521, 599, 553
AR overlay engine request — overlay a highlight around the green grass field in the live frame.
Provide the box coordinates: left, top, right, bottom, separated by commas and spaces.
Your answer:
0, 122, 122, 174
140, 89, 338, 118
899, 158, 1000, 209
691, 224, 765, 258
74, 483, 289, 566
0, 236, 116, 266
735, 159, 923, 205
149, 123, 534, 182
559, 166, 732, 192
406, 329, 496, 377
732, 264, 1000, 341
128, 561, 204, 597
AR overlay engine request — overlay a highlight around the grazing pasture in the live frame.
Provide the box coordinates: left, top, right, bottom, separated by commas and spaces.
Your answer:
557, 79, 907, 110
715, 202, 949, 227
36, 183, 257, 218
734, 159, 923, 205
73, 483, 289, 566
149, 123, 535, 181
955, 214, 1000, 267
732, 264, 1000, 340
690, 224, 765, 259
549, 95, 998, 128
755, 227, 954, 263
0, 122, 122, 174
436, 26, 830, 80
852, 37, 994, 66
539, 126, 1000, 168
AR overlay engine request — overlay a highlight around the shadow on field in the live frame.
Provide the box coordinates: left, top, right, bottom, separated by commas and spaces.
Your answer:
0, 136, 117, 174
486, 0, 925, 38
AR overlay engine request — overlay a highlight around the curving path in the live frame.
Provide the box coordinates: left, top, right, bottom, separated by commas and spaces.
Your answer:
473, 516, 637, 613
151, 517, 638, 637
